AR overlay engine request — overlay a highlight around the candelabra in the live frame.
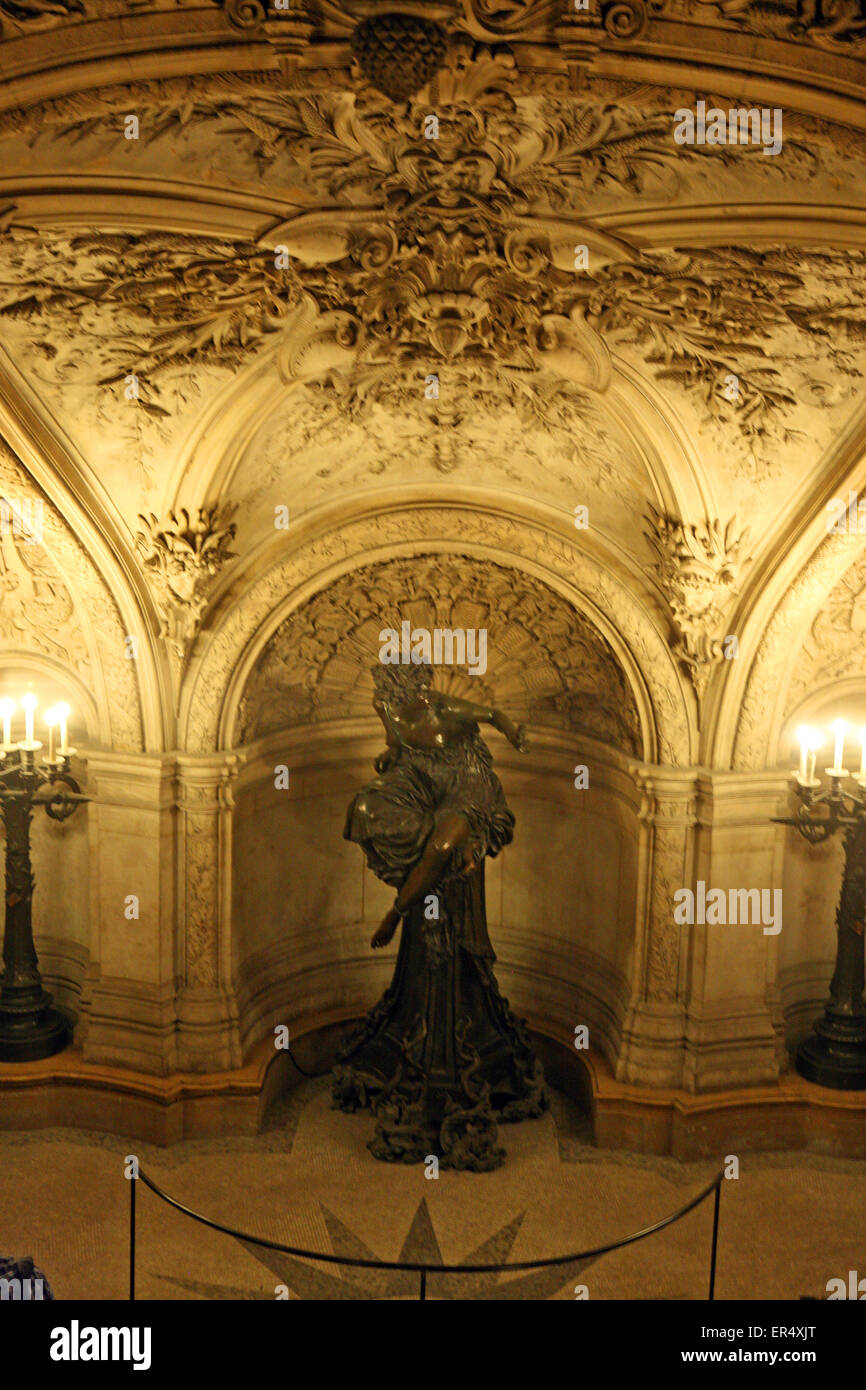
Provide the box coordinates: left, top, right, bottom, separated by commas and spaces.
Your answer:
0, 698, 87, 1062
774, 720, 866, 1090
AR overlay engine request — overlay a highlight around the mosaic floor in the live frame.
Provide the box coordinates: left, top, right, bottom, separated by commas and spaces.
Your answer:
1, 1078, 863, 1300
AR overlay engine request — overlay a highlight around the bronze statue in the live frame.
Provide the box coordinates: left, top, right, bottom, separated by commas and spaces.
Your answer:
333, 660, 547, 1171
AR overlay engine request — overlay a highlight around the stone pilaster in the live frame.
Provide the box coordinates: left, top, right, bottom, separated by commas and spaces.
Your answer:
615, 764, 792, 1092
78, 752, 179, 1076
615, 765, 695, 1088
175, 752, 243, 1071
681, 771, 790, 1091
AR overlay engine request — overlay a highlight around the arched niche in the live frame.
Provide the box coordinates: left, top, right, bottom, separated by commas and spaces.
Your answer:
0, 441, 145, 753
225, 548, 666, 1072
180, 501, 692, 767
0, 657, 92, 1027
731, 534, 866, 772
746, 545, 866, 1053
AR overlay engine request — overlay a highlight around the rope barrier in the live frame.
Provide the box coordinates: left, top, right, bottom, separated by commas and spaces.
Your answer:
128, 1159, 725, 1299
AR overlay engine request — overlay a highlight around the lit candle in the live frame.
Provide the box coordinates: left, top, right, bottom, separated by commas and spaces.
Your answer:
797, 726, 809, 781
830, 718, 848, 775
21, 692, 37, 747
0, 698, 13, 748
56, 702, 70, 755
860, 727, 866, 781
45, 706, 58, 763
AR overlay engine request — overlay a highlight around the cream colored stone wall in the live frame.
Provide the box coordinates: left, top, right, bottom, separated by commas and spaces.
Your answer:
229, 737, 640, 1068
0, 1, 865, 1103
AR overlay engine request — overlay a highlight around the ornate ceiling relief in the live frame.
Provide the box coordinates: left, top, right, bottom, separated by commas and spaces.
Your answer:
236, 554, 644, 754
682, 0, 866, 52
0, 15, 861, 775
0, 44, 858, 517
0, 231, 302, 388
0, 228, 280, 506
576, 246, 866, 474
645, 508, 751, 700
234, 373, 647, 529
0, 441, 144, 750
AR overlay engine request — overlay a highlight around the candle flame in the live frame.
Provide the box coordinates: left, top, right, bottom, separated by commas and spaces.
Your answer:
796, 726, 823, 750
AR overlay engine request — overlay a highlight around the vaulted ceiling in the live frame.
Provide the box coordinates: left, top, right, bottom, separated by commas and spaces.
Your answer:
0, 0, 864, 762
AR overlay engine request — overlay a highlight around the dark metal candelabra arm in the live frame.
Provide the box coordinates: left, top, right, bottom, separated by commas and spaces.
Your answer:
773, 775, 866, 1090
0, 747, 88, 1063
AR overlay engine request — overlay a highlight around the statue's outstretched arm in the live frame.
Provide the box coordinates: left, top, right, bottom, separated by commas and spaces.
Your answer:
435, 692, 527, 751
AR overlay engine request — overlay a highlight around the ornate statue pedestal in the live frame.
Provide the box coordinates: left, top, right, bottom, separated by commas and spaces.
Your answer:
332, 867, 547, 1171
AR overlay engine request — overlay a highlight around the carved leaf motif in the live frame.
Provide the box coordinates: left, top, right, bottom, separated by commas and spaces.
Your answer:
185, 813, 219, 987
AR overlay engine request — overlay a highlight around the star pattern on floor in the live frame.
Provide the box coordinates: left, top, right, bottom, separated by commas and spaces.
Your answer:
154, 1197, 597, 1301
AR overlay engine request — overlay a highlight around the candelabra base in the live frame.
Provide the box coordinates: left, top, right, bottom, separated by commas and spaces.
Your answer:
796, 1015, 866, 1091
0, 1001, 71, 1063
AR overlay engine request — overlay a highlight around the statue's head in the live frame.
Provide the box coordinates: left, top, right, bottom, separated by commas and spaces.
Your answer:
372, 660, 432, 707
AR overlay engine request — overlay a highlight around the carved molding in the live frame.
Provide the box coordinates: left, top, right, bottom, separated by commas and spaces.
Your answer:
646, 818, 689, 1000
682, 0, 866, 53
181, 505, 692, 764
180, 752, 241, 988
633, 767, 696, 1002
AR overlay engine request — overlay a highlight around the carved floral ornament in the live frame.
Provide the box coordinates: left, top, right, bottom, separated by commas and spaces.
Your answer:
0, 41, 863, 471
645, 507, 752, 700
136, 506, 237, 660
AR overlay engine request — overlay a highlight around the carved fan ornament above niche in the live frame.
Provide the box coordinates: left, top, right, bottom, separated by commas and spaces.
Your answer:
236, 554, 643, 755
